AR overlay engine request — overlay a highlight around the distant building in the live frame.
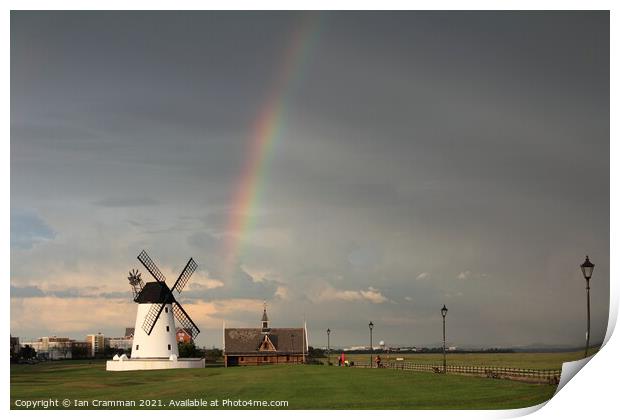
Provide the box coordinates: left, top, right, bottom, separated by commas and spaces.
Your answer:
85, 333, 105, 357
71, 341, 90, 358
106, 329, 134, 352
223, 303, 307, 367
10, 336, 20, 356
344, 346, 369, 351
176, 328, 192, 344
21, 336, 74, 360
108, 336, 133, 351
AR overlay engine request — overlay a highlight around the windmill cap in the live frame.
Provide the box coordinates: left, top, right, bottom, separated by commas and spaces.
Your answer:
135, 281, 174, 304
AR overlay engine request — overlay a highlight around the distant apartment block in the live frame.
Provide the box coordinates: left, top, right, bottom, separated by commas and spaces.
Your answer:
20, 336, 75, 360
10, 335, 20, 356
107, 336, 133, 351
85, 333, 105, 357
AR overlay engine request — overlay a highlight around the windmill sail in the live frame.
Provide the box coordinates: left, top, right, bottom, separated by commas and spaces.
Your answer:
142, 302, 165, 335
173, 301, 200, 338
138, 250, 166, 283
172, 258, 197, 294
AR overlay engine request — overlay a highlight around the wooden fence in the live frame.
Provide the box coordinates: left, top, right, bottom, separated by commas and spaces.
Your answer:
355, 361, 561, 384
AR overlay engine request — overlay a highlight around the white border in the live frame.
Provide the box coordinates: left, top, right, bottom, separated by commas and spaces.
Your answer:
4, 2, 617, 420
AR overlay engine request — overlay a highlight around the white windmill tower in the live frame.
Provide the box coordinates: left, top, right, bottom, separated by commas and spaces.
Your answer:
106, 250, 205, 371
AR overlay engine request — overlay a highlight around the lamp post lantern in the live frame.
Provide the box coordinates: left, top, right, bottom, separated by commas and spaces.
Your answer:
368, 321, 374, 367
580, 256, 595, 358
441, 305, 448, 373
327, 328, 331, 365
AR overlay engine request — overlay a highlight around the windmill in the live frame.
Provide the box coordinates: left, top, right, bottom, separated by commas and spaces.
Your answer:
127, 250, 200, 359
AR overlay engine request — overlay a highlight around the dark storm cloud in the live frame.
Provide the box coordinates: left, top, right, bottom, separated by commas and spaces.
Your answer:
10, 209, 55, 250
182, 266, 280, 303
10, 284, 130, 300
10, 285, 45, 298
187, 231, 220, 251
10, 11, 609, 347
94, 197, 159, 207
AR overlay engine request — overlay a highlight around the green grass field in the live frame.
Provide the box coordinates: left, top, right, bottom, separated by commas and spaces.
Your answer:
338, 349, 593, 369
11, 360, 557, 410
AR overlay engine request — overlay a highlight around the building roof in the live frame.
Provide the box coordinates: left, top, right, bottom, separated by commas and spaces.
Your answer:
224, 328, 305, 354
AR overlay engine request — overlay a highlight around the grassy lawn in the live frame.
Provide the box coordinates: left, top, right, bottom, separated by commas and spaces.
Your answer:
11, 360, 556, 410
339, 349, 595, 370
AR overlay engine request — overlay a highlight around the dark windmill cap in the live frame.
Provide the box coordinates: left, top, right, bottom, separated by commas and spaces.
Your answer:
135, 282, 174, 304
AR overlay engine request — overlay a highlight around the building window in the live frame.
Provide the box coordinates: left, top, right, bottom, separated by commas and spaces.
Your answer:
136, 345, 139, 350
263, 356, 268, 362
165, 307, 168, 313
168, 344, 171, 350
166, 326, 170, 332
240, 357, 244, 362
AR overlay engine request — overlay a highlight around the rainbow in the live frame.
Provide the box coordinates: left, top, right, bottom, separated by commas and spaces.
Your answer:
223, 14, 324, 275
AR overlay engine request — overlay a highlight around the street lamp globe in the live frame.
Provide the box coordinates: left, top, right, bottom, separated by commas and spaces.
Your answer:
441, 305, 448, 318
369, 321, 374, 331
581, 255, 595, 280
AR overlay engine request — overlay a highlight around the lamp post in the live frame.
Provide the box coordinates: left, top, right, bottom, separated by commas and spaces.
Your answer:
369, 321, 374, 367
441, 305, 448, 373
327, 328, 331, 365
580, 256, 595, 358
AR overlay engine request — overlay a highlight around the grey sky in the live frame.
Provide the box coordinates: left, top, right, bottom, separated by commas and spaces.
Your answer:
11, 11, 609, 348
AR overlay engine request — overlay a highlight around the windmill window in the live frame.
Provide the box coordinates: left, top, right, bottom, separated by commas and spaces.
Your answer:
168, 344, 171, 350
166, 326, 170, 332
165, 307, 168, 313
136, 345, 139, 350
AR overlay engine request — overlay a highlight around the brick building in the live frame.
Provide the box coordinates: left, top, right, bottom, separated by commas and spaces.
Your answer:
223, 304, 307, 367
176, 328, 193, 344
